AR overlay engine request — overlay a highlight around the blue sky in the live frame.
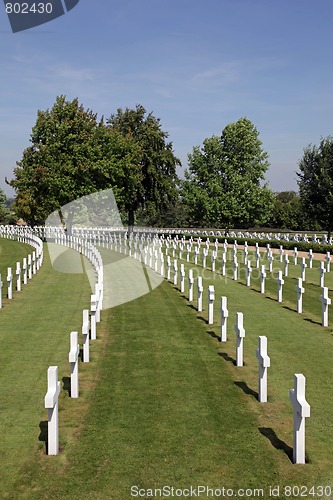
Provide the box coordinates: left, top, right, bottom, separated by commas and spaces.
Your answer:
1, 0, 333, 197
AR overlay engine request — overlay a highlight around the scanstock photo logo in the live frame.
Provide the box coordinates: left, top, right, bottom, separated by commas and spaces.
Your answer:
45, 188, 164, 311
3, 0, 80, 32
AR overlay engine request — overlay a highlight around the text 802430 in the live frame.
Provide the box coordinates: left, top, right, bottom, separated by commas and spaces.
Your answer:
5, 3, 53, 14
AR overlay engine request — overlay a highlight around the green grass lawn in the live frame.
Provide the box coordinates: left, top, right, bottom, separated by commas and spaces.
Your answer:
1, 240, 333, 499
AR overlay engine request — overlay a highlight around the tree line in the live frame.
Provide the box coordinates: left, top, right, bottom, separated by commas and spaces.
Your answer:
2, 95, 333, 234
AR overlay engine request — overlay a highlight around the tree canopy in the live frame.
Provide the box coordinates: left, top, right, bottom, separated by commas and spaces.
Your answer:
107, 104, 181, 227
9, 97, 179, 228
297, 137, 333, 237
181, 118, 273, 228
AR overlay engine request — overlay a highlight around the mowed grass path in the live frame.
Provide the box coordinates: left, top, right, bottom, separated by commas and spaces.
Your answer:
1, 242, 333, 499
0, 239, 94, 499
14, 246, 333, 500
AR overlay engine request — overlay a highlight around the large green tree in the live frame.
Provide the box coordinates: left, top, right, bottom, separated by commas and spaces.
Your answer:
181, 118, 273, 228
107, 104, 181, 227
9, 96, 140, 226
297, 137, 333, 237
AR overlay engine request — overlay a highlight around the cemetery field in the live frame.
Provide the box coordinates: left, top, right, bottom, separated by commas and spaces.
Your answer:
1, 242, 333, 499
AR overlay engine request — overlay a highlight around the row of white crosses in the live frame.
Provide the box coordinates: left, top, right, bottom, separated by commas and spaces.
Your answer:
166, 259, 311, 466
44, 238, 103, 456
171, 237, 333, 328
3, 241, 43, 306
210, 292, 310, 465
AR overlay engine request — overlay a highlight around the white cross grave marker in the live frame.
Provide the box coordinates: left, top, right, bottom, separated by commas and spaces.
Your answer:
279, 245, 284, 263
276, 270, 284, 302
188, 269, 194, 302
32, 251, 36, 274
197, 276, 203, 312
211, 251, 217, 272
220, 296, 228, 342
180, 264, 185, 293
202, 249, 207, 269
244, 245, 248, 265
160, 252, 164, 277
167, 256, 171, 281
326, 252, 331, 273
234, 312, 245, 367
90, 294, 97, 340
284, 254, 289, 277
233, 257, 238, 281
308, 249, 313, 269
256, 336, 270, 403
28, 254, 32, 280
16, 262, 21, 292
320, 286, 331, 327
82, 309, 90, 363
44, 366, 61, 456
255, 245, 260, 268
289, 374, 310, 464
260, 265, 266, 294
300, 258, 307, 282
173, 260, 178, 286
208, 285, 215, 324
295, 278, 305, 314
7, 267, 12, 300
294, 247, 298, 266
246, 261, 252, 287
194, 247, 199, 265
23, 258, 27, 285
319, 262, 326, 288
69, 331, 80, 398
221, 252, 226, 276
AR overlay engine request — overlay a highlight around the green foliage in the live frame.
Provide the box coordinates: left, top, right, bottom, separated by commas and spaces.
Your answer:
267, 191, 305, 230
297, 137, 333, 236
0, 190, 16, 224
107, 104, 181, 226
9, 96, 142, 226
182, 118, 273, 228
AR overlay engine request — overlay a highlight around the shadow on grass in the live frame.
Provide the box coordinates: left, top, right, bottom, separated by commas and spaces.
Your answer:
187, 303, 198, 312
234, 381, 258, 400
259, 427, 293, 462
304, 317, 322, 326
266, 296, 278, 302
207, 330, 221, 341
218, 352, 236, 365
79, 347, 84, 362
38, 420, 48, 454
197, 315, 208, 324
62, 376, 71, 397
282, 305, 296, 313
